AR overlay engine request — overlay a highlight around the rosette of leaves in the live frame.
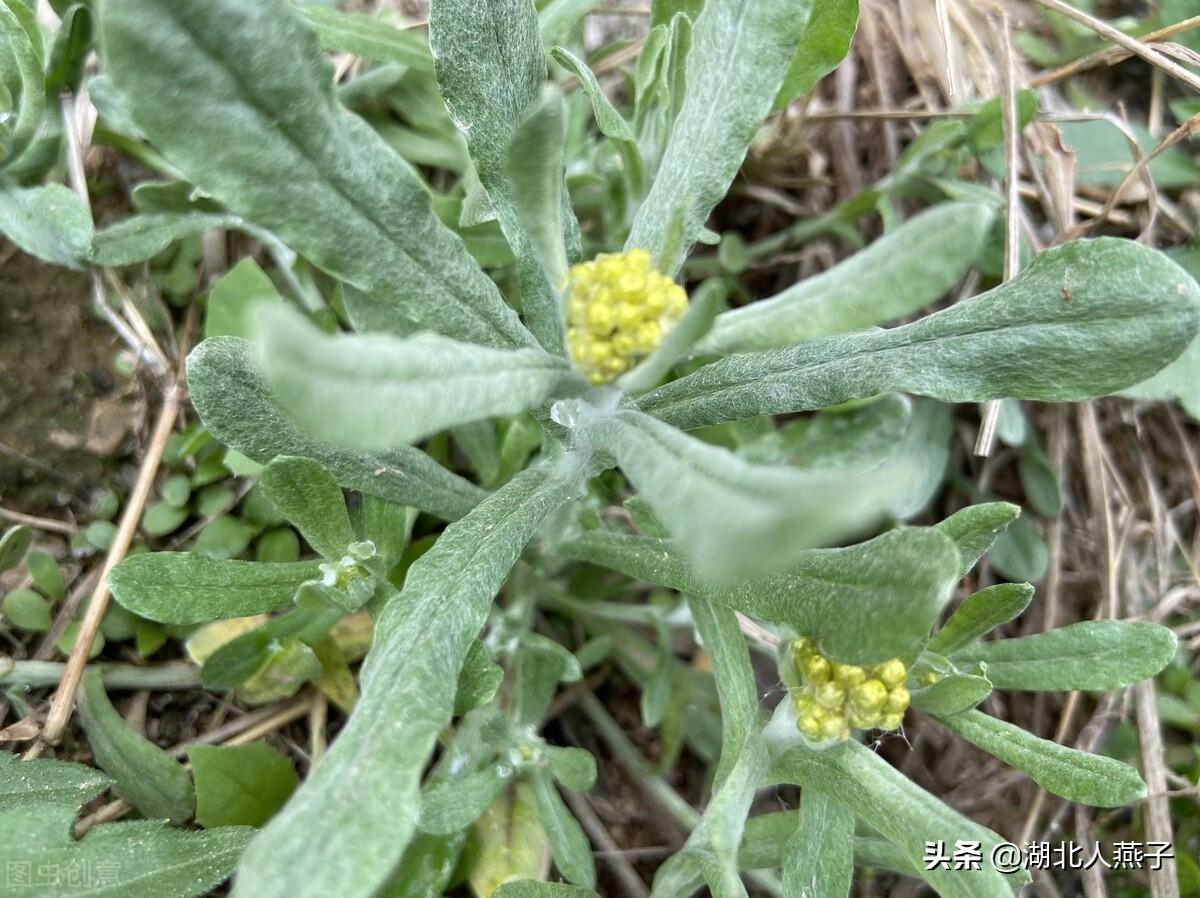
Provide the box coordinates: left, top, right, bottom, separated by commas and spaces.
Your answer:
43, 0, 1199, 896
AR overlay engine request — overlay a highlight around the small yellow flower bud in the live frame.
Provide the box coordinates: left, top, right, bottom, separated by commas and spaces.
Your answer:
884, 686, 910, 714
849, 679, 888, 713
802, 653, 831, 684
813, 682, 845, 710
832, 664, 866, 688
874, 659, 907, 687
879, 712, 904, 731
798, 713, 822, 741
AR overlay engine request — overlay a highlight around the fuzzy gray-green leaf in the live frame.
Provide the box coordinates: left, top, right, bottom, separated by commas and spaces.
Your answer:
101, 0, 533, 349
107, 553, 321, 624
768, 716, 1025, 898
261, 307, 574, 450
431, 0, 566, 353
0, 184, 92, 268
926, 583, 1034, 657
627, 0, 816, 274
951, 620, 1177, 691
697, 203, 994, 355
91, 212, 242, 267
259, 457, 355, 560
563, 527, 960, 665
188, 337, 485, 521
935, 710, 1146, 806
639, 238, 1200, 430
784, 789, 853, 898
77, 668, 196, 824
583, 407, 916, 580
934, 502, 1021, 578
230, 462, 583, 898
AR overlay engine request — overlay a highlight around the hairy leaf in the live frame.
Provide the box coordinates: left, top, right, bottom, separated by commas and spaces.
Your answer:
638, 238, 1200, 429
91, 212, 241, 267
698, 203, 993, 354
302, 6, 433, 71
419, 764, 511, 836
0, 184, 92, 268
77, 668, 195, 824
261, 307, 574, 450
230, 461, 583, 898
431, 0, 565, 352
934, 502, 1020, 578
101, 0, 533, 349
951, 620, 1177, 691
188, 337, 486, 521
564, 527, 959, 667
0, 0, 44, 169
767, 711, 1025, 898
550, 47, 634, 141
108, 553, 321, 624
926, 583, 1034, 656
531, 768, 595, 887
934, 710, 1146, 807
582, 407, 914, 580
627, 0, 816, 274
653, 597, 762, 898
909, 672, 992, 716
259, 457, 355, 560
0, 753, 251, 898
783, 789, 853, 898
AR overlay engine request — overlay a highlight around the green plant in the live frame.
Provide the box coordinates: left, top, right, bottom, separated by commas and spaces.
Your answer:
2, 1, 1198, 897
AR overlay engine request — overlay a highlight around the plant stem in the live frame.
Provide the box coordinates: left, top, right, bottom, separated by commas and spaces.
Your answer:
1, 660, 200, 691
578, 692, 785, 896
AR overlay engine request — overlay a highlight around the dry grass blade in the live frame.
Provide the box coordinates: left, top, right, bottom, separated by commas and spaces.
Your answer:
1031, 15, 1200, 87
976, 12, 1022, 457
1030, 0, 1200, 93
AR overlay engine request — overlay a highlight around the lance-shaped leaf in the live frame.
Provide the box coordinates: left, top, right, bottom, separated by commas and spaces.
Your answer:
530, 768, 595, 887
0, 753, 252, 898
951, 620, 1177, 691
767, 706, 1027, 898
419, 764, 513, 836
934, 502, 1020, 578
934, 710, 1146, 807
581, 407, 916, 580
77, 668, 196, 824
108, 554, 322, 624
783, 789, 853, 898
91, 212, 243, 267
230, 461, 584, 898
926, 583, 1034, 657
561, 527, 960, 665
626, 0, 818, 274
697, 203, 994, 355
100, 0, 534, 349
550, 47, 634, 141
430, 0, 568, 352
910, 672, 992, 716
260, 306, 575, 450
259, 457, 355, 560
188, 337, 485, 521
638, 238, 1200, 430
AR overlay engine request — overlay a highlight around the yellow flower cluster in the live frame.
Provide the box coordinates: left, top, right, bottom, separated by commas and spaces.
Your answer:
789, 638, 910, 744
564, 249, 688, 384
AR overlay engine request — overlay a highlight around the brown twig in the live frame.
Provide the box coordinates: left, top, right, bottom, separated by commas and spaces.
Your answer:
0, 507, 75, 536
29, 381, 185, 753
